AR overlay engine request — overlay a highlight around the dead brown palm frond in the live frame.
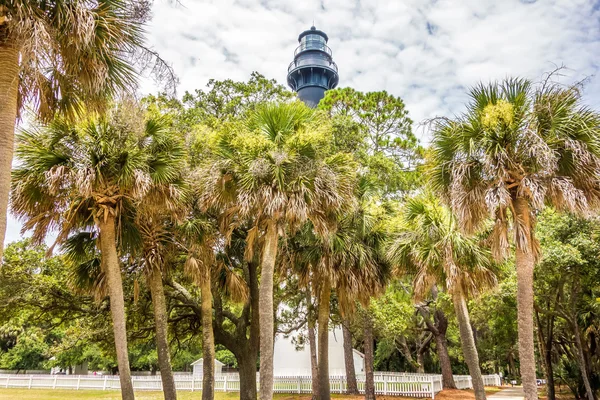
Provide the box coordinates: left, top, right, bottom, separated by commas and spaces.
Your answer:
430, 76, 600, 257
12, 102, 185, 251
387, 194, 498, 302
216, 261, 249, 303
4, 1, 175, 122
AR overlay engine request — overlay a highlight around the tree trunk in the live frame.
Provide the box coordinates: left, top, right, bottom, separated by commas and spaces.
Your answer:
98, 215, 135, 400
317, 278, 331, 400
544, 346, 555, 400
238, 351, 257, 400
508, 352, 516, 379
434, 309, 456, 389
513, 198, 538, 400
364, 313, 376, 400
453, 290, 486, 400
435, 334, 455, 389
148, 269, 177, 400
416, 333, 432, 373
342, 319, 359, 394
0, 43, 19, 264
416, 350, 425, 374
573, 319, 594, 400
200, 267, 215, 400
306, 290, 319, 400
259, 220, 278, 400
536, 309, 555, 400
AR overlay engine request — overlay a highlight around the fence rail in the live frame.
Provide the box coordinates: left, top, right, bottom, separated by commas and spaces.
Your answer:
0, 373, 502, 399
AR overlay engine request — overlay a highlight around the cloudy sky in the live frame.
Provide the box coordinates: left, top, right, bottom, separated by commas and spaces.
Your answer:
5, 0, 600, 243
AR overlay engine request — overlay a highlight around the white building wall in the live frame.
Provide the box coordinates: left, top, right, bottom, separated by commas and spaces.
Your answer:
273, 326, 363, 376
353, 350, 365, 374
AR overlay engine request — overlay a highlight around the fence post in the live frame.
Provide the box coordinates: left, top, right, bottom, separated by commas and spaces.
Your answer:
53, 375, 57, 389
297, 376, 301, 394
430, 375, 435, 399
103, 375, 107, 390
383, 375, 388, 396
191, 375, 195, 392
224, 375, 228, 392
76, 376, 81, 390
28, 375, 32, 389
5, 376, 8, 389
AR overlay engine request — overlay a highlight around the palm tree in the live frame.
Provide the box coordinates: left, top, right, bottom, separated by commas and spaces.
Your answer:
177, 215, 232, 400
0, 1, 173, 262
11, 104, 184, 400
198, 101, 357, 400
387, 195, 497, 400
137, 213, 183, 400
429, 77, 600, 400
285, 178, 389, 400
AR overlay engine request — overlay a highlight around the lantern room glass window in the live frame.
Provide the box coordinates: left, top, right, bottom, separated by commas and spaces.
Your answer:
299, 34, 327, 52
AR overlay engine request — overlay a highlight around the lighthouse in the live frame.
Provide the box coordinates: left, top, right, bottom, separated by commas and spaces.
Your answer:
287, 26, 339, 108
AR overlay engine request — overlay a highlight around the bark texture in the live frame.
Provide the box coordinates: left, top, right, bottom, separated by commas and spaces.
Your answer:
435, 328, 455, 389
0, 43, 19, 263
259, 221, 278, 400
167, 261, 260, 400
317, 280, 331, 400
200, 268, 215, 400
417, 289, 456, 389
536, 306, 556, 400
364, 313, 376, 400
453, 291, 486, 400
98, 215, 135, 400
237, 352, 257, 400
513, 198, 539, 400
148, 269, 177, 400
573, 319, 594, 400
306, 290, 319, 400
342, 319, 358, 395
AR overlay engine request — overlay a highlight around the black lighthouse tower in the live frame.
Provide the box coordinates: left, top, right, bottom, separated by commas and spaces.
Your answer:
287, 26, 339, 107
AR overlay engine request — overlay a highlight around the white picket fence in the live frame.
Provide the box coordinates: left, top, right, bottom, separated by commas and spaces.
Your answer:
0, 372, 502, 399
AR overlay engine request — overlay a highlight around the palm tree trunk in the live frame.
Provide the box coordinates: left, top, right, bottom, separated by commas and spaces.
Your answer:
306, 290, 319, 400
148, 269, 177, 400
363, 312, 376, 400
513, 198, 538, 400
259, 220, 278, 400
342, 319, 359, 394
317, 278, 331, 400
98, 215, 135, 400
453, 290, 486, 400
0, 43, 19, 263
200, 267, 215, 400
308, 325, 319, 399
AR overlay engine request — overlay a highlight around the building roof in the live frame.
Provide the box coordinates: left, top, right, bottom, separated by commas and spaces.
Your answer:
352, 349, 365, 358
190, 358, 225, 367
298, 26, 329, 42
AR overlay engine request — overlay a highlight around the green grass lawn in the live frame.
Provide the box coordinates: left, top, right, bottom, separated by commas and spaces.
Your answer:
0, 390, 405, 400
0, 390, 239, 400
0, 387, 510, 400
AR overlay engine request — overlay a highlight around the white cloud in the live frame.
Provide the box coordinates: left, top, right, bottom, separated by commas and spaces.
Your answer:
140, 0, 600, 128
6, 0, 600, 245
